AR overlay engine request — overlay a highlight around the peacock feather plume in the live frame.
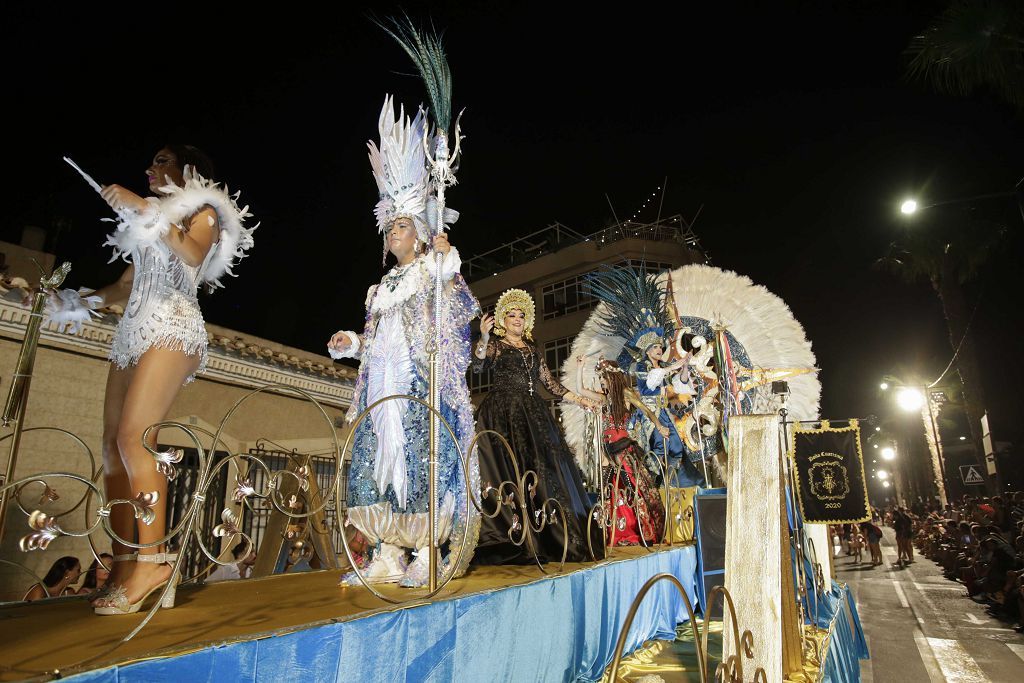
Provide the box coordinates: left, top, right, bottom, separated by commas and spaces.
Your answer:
375, 13, 453, 134
585, 264, 673, 343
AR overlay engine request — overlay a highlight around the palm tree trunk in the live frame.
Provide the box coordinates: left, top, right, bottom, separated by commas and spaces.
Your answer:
933, 254, 993, 494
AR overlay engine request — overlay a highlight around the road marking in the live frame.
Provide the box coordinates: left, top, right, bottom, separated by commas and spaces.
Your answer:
925, 637, 990, 682
892, 580, 910, 608
913, 634, 948, 683
1007, 643, 1024, 663
964, 613, 984, 625
859, 634, 874, 683
913, 581, 964, 592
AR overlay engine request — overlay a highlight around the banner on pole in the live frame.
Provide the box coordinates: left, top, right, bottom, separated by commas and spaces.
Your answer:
789, 419, 870, 524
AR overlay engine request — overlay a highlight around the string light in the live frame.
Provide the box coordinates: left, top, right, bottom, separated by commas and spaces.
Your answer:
627, 182, 663, 222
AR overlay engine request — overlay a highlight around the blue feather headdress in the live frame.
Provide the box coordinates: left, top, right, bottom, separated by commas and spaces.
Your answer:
585, 264, 674, 367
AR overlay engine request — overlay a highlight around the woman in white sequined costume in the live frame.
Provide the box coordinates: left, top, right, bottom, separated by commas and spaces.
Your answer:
57, 146, 255, 615
327, 97, 480, 588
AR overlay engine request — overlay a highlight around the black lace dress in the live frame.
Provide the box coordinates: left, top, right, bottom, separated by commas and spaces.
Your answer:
471, 339, 604, 565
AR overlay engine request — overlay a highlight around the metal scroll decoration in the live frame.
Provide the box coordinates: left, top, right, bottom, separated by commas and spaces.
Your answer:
607, 573, 767, 683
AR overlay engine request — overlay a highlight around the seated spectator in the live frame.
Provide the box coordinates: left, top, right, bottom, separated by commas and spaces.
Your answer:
971, 535, 1017, 603
77, 553, 113, 596
23, 556, 81, 601
285, 541, 315, 573
207, 541, 257, 583
340, 525, 371, 570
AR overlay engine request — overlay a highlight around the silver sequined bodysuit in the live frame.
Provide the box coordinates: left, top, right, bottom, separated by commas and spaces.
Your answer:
108, 243, 208, 381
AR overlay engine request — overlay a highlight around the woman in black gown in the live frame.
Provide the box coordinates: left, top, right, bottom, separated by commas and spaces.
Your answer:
471, 289, 604, 565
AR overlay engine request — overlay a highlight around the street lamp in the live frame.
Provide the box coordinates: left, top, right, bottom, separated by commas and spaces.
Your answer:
882, 481, 891, 489
896, 387, 925, 411
883, 377, 949, 507
881, 446, 896, 461
877, 470, 889, 480
898, 180, 1024, 221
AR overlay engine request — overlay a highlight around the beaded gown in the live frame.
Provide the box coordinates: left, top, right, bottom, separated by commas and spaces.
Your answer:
472, 339, 604, 564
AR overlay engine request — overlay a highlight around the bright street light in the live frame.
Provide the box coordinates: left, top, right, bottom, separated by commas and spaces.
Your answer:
875, 426, 882, 432
883, 481, 891, 488
880, 382, 890, 391
896, 387, 925, 412
900, 199, 918, 215
881, 447, 896, 460
878, 471, 889, 480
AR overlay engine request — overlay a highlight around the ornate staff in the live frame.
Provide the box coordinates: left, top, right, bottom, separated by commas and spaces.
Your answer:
379, 16, 464, 591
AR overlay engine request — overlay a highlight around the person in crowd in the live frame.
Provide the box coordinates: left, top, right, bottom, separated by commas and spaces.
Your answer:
207, 541, 257, 583
893, 507, 914, 566
862, 520, 883, 566
23, 556, 81, 601
77, 553, 113, 596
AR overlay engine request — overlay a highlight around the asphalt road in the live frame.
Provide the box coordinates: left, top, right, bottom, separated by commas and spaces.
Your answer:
839, 527, 1024, 682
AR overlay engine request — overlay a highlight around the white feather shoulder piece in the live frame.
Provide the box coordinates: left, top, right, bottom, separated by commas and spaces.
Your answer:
104, 169, 256, 288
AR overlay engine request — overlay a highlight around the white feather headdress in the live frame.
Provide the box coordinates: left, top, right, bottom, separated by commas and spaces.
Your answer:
368, 95, 432, 242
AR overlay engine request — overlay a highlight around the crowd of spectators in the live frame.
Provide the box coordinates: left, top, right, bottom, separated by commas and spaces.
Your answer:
907, 492, 1024, 633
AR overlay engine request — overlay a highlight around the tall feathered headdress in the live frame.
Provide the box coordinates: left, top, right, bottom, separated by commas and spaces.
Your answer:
377, 15, 463, 228
585, 264, 673, 367
367, 95, 431, 244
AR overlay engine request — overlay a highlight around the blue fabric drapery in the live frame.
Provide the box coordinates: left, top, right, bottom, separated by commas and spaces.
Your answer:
68, 547, 699, 683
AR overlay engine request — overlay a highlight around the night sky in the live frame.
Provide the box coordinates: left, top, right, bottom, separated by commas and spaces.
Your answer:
5, 3, 1023, 449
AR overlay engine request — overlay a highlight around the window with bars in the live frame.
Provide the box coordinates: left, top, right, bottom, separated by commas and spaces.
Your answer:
543, 335, 574, 376
468, 365, 494, 395
240, 449, 349, 559
547, 397, 563, 423
616, 258, 675, 276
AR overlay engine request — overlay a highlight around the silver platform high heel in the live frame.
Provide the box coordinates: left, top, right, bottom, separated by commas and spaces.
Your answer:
94, 552, 178, 615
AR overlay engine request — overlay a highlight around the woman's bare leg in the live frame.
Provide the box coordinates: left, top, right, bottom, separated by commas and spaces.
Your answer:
100, 365, 136, 591
109, 347, 200, 606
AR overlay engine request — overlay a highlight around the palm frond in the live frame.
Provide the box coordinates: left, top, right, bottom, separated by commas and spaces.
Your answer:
904, 0, 1024, 111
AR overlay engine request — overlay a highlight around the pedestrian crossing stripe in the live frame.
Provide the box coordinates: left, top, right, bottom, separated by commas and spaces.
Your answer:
960, 465, 984, 485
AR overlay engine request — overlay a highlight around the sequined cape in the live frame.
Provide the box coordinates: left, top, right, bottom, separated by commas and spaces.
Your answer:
345, 253, 481, 577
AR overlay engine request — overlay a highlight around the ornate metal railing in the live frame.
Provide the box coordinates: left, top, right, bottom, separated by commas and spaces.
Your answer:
607, 574, 767, 683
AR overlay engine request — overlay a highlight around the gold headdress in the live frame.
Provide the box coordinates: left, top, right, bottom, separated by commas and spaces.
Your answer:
493, 288, 535, 341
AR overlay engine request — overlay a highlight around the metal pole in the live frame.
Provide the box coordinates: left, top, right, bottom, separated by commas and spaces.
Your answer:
778, 410, 811, 649
427, 351, 439, 591
426, 127, 453, 592
0, 266, 67, 542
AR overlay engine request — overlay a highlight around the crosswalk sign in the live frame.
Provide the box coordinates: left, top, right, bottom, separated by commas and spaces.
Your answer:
959, 465, 985, 485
